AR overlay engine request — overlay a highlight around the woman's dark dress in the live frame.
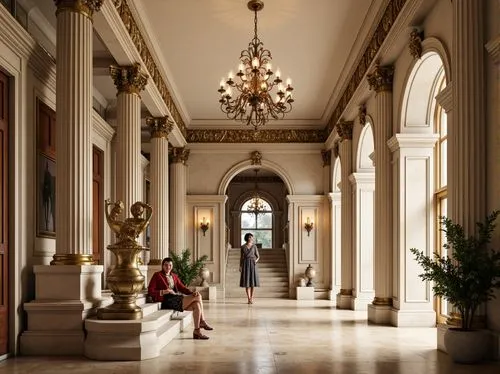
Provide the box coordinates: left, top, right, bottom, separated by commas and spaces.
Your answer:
240, 243, 260, 287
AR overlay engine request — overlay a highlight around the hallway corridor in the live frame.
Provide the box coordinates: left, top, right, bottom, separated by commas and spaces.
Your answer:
1, 299, 499, 373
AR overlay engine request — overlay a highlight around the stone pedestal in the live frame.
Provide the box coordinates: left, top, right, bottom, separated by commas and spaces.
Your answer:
296, 287, 315, 300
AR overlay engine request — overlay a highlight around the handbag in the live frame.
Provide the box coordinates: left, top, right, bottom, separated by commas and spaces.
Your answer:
161, 293, 184, 312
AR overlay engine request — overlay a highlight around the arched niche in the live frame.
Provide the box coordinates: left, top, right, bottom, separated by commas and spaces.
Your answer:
356, 121, 375, 172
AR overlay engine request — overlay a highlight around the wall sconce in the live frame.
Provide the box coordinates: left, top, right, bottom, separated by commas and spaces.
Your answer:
200, 217, 210, 236
304, 217, 314, 236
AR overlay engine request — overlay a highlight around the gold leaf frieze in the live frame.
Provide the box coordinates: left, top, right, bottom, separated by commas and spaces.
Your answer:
186, 129, 328, 143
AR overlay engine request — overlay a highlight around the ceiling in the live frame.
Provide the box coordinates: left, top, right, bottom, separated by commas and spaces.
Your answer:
27, 0, 381, 131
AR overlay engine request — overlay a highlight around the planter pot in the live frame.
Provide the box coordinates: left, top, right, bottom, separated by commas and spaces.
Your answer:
444, 328, 488, 364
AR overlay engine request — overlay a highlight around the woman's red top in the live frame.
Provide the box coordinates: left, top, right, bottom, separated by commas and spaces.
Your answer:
148, 271, 193, 302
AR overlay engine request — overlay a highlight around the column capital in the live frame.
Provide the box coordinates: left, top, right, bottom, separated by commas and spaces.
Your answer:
110, 63, 148, 96
321, 149, 331, 167
146, 116, 173, 139
170, 147, 190, 164
358, 104, 367, 127
336, 120, 353, 141
367, 64, 394, 93
54, 0, 103, 18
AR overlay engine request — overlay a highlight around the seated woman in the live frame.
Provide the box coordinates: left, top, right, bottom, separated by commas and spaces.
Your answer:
148, 257, 213, 340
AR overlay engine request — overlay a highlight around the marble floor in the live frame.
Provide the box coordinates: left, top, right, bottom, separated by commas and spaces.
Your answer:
1, 299, 500, 373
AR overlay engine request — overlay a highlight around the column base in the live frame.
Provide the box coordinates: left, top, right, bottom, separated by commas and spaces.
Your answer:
350, 293, 374, 311
389, 309, 435, 327
367, 303, 392, 324
50, 253, 96, 265
195, 286, 217, 300
336, 292, 354, 309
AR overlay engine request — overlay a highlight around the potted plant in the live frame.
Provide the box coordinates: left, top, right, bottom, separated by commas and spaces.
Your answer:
170, 249, 208, 287
410, 211, 500, 364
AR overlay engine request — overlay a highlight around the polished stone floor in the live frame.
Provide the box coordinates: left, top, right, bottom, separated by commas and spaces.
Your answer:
1, 299, 499, 373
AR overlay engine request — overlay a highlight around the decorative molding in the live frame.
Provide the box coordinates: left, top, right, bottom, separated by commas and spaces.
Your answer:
358, 104, 367, 127
387, 133, 439, 152
92, 111, 115, 143
336, 121, 354, 141
250, 151, 262, 165
321, 149, 331, 167
435, 83, 453, 113
110, 63, 148, 95
146, 116, 173, 138
111, 0, 186, 135
55, 0, 104, 19
326, 0, 408, 134
408, 28, 424, 60
231, 175, 283, 184
169, 147, 190, 164
186, 129, 328, 143
367, 64, 394, 93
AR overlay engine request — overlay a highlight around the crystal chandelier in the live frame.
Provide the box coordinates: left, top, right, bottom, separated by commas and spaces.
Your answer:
247, 169, 265, 215
217, 0, 294, 131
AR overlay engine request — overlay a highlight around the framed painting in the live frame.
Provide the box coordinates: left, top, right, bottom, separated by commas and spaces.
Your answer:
37, 153, 56, 237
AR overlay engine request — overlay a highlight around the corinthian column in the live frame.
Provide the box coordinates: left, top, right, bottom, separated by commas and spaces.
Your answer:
450, 0, 485, 234
336, 121, 354, 309
367, 64, 394, 324
147, 117, 172, 265
110, 64, 148, 214
52, 0, 103, 265
169, 147, 190, 253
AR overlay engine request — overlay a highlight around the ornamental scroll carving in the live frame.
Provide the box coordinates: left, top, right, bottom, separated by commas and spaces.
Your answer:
336, 121, 354, 141
409, 29, 424, 60
170, 147, 190, 164
111, 0, 186, 136
358, 104, 367, 127
186, 129, 328, 143
146, 116, 173, 138
367, 64, 394, 93
110, 63, 148, 95
326, 0, 407, 134
250, 151, 262, 165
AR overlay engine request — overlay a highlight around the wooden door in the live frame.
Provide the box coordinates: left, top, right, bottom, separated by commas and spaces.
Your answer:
92, 147, 104, 263
0, 71, 9, 355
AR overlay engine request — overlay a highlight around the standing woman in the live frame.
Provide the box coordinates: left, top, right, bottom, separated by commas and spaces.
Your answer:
240, 233, 260, 304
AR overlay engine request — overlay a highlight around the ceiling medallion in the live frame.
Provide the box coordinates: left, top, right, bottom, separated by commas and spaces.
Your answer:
217, 0, 295, 131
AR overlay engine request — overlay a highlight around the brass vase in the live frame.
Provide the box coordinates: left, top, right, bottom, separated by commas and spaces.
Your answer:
97, 200, 153, 320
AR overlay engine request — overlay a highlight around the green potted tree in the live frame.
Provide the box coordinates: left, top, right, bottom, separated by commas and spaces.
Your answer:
410, 211, 500, 364
170, 249, 208, 287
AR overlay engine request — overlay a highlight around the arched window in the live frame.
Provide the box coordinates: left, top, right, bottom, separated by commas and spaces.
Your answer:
434, 73, 448, 322
240, 199, 273, 248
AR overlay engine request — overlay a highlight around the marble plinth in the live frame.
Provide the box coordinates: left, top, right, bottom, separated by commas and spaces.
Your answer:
296, 287, 314, 300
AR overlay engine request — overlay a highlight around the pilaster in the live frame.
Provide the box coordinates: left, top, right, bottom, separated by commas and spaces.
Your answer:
169, 147, 190, 253
367, 64, 394, 324
328, 192, 342, 301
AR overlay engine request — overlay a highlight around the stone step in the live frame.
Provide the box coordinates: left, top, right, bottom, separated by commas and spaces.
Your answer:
141, 302, 160, 317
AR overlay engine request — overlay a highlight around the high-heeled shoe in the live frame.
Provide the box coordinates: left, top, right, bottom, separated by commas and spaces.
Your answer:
193, 329, 209, 340
200, 321, 213, 331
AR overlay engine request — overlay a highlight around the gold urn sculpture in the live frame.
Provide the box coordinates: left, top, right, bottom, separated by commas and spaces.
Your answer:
97, 199, 152, 320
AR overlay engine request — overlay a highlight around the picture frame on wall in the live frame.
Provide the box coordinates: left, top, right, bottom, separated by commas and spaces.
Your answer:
36, 152, 56, 237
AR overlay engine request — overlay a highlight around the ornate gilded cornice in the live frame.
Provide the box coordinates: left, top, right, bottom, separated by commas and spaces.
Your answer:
110, 63, 148, 95
358, 104, 367, 127
170, 147, 190, 164
326, 0, 407, 134
146, 116, 173, 138
367, 64, 394, 93
54, 0, 103, 18
111, 0, 186, 136
321, 149, 331, 167
186, 129, 328, 143
250, 151, 262, 165
336, 121, 354, 141
409, 28, 423, 59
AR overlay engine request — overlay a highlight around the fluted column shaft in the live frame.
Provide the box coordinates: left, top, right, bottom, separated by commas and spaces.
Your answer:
110, 64, 148, 215
169, 148, 190, 253
451, 0, 485, 233
147, 117, 172, 264
367, 65, 394, 306
53, 1, 103, 265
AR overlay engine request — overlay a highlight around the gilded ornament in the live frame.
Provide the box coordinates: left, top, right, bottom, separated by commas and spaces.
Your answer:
321, 149, 331, 167
170, 147, 191, 164
358, 104, 367, 127
326, 0, 407, 135
111, 0, 187, 136
336, 121, 354, 141
110, 63, 148, 95
54, 0, 103, 18
186, 129, 328, 143
367, 64, 394, 93
147, 116, 173, 139
250, 151, 262, 165
409, 29, 423, 60
104, 199, 152, 246
51, 253, 96, 266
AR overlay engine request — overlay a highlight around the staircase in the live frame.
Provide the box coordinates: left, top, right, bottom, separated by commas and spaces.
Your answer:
225, 248, 289, 298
